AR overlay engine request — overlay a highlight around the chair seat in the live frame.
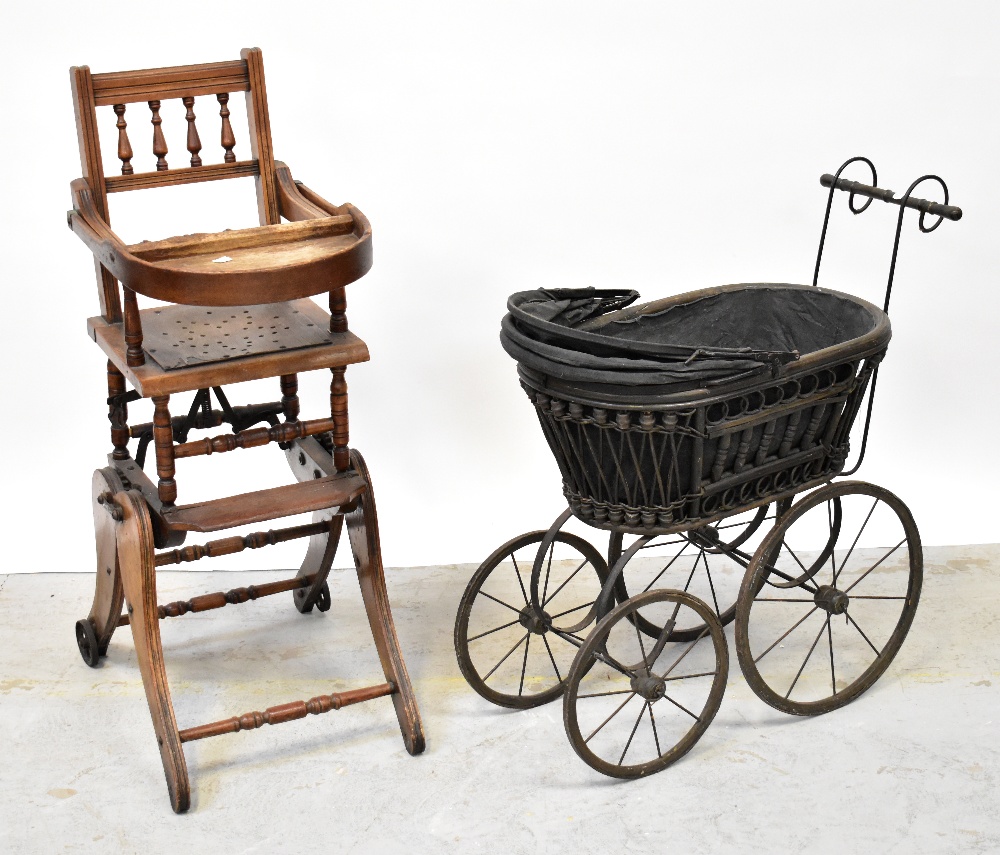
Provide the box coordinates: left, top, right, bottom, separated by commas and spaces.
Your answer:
88, 298, 369, 397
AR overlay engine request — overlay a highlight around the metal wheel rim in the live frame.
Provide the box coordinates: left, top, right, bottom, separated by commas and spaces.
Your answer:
735, 480, 922, 716
455, 530, 609, 709
563, 589, 728, 778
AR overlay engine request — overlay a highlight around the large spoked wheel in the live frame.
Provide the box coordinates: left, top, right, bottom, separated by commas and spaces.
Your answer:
736, 481, 922, 716
455, 530, 609, 709
607, 502, 787, 642
563, 589, 728, 778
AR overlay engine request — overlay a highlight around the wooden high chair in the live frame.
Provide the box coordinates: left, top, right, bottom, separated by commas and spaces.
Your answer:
68, 48, 424, 813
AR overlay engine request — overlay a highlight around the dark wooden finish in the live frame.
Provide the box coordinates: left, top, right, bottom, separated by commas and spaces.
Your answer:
107, 361, 130, 460
182, 97, 202, 167
88, 298, 369, 398
85, 468, 128, 656
161, 470, 365, 533
280, 374, 300, 422
122, 287, 144, 367
218, 93, 236, 162
115, 490, 190, 813
148, 100, 168, 170
331, 368, 350, 471
172, 416, 335, 459
178, 683, 396, 743
71, 49, 423, 812
151, 396, 176, 506
241, 47, 279, 226
345, 451, 425, 755
154, 520, 329, 567
113, 105, 133, 175
70, 65, 121, 323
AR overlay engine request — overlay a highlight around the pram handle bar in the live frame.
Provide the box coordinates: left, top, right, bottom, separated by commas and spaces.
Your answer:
819, 174, 962, 222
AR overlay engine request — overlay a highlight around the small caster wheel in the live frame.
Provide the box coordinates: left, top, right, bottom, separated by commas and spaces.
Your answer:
563, 589, 728, 778
316, 582, 332, 612
75, 618, 100, 668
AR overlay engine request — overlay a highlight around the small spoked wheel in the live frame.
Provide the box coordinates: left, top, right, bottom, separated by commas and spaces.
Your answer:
455, 530, 609, 709
736, 481, 922, 716
608, 502, 786, 642
75, 618, 100, 668
563, 589, 728, 778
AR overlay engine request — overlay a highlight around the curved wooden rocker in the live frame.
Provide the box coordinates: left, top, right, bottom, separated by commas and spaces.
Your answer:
69, 49, 423, 812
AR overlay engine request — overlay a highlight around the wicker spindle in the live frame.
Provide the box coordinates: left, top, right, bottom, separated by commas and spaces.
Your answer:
218, 93, 236, 163
148, 100, 168, 170
113, 104, 134, 175
182, 96, 202, 167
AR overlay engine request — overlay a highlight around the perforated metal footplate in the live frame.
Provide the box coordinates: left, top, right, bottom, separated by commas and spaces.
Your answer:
142, 301, 335, 370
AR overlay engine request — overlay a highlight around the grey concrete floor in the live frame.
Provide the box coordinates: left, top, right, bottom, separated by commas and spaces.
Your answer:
1, 544, 998, 854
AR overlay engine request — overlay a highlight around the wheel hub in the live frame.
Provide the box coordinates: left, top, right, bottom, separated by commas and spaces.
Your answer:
630, 672, 666, 701
814, 584, 850, 615
518, 605, 550, 634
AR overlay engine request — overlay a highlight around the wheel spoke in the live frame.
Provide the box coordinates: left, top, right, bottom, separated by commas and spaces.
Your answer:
838, 499, 880, 582
518, 634, 531, 696
510, 555, 530, 606
549, 602, 593, 620
640, 541, 691, 594
784, 615, 829, 699
659, 691, 701, 721
478, 590, 523, 615
704, 551, 721, 617
714, 514, 775, 532
583, 691, 638, 744
828, 501, 839, 585
618, 701, 649, 765
753, 605, 820, 664
845, 611, 881, 657
753, 597, 814, 603
849, 595, 906, 600
843, 539, 907, 595
541, 634, 562, 682
827, 616, 836, 695
664, 669, 716, 682
660, 626, 710, 679
468, 617, 521, 642
577, 688, 635, 699
541, 542, 555, 605
542, 557, 591, 607
648, 703, 662, 756
483, 632, 529, 681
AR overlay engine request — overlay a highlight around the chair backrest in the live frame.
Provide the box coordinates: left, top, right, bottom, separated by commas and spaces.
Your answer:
70, 48, 278, 322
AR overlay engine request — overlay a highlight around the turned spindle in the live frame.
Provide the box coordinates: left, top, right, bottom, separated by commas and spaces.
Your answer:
107, 361, 130, 460
218, 93, 236, 163
123, 287, 145, 367
182, 96, 202, 167
113, 104, 133, 175
280, 374, 300, 422
152, 395, 177, 506
329, 287, 348, 333
330, 367, 349, 471
148, 100, 168, 171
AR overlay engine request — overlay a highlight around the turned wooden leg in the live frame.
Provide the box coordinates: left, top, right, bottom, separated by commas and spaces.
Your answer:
114, 489, 191, 813
345, 450, 425, 755
76, 469, 128, 665
107, 361, 131, 461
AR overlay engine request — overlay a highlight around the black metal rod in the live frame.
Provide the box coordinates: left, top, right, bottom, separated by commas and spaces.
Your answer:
819, 174, 962, 221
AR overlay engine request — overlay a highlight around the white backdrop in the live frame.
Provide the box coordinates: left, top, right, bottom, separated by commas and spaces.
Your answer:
1, 1, 996, 572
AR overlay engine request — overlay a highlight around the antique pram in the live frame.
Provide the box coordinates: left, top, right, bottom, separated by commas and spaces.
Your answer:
454, 158, 962, 778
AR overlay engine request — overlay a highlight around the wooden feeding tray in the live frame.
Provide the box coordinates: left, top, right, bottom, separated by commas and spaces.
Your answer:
68, 176, 373, 307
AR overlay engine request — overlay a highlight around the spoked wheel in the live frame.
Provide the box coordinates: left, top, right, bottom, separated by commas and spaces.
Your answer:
455, 530, 609, 709
736, 481, 922, 716
563, 589, 728, 778
607, 502, 786, 642
75, 618, 100, 668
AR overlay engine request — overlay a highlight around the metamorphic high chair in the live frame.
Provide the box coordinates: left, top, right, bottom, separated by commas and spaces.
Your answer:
68, 48, 424, 812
